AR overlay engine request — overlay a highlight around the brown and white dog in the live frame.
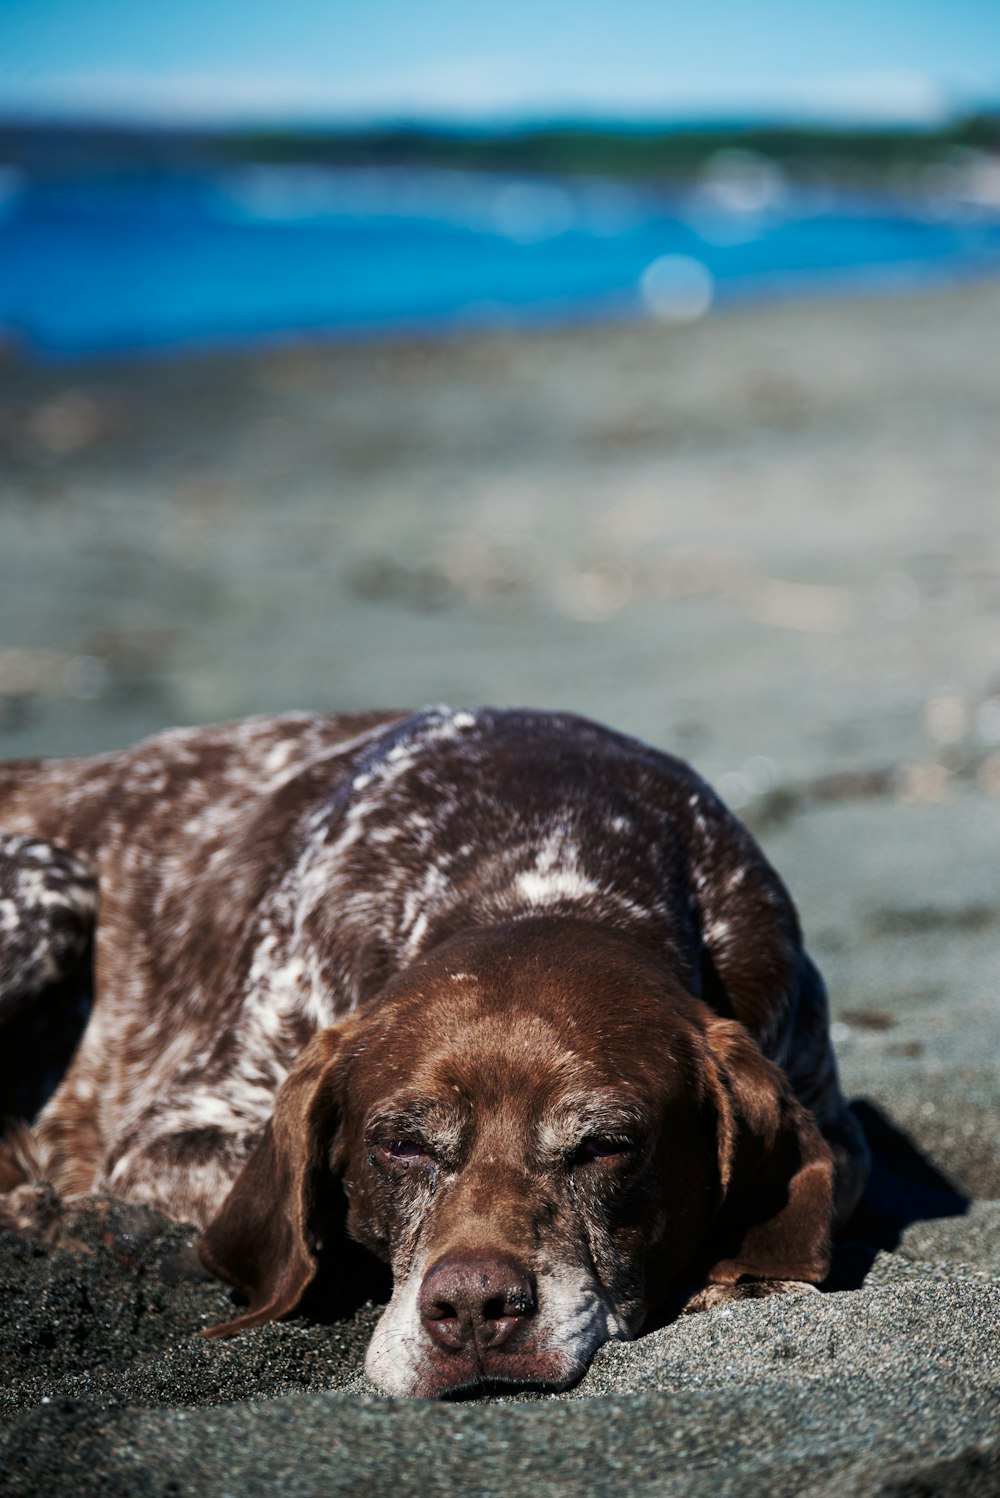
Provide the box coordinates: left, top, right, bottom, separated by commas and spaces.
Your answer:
0, 706, 868, 1397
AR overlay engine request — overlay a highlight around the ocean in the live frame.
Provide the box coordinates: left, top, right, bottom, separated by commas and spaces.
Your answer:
2, 163, 999, 359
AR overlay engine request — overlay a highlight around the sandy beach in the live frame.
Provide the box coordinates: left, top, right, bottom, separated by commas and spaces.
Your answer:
1, 282, 999, 1494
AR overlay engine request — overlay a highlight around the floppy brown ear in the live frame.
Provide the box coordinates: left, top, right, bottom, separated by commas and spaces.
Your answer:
701, 1018, 833, 1286
197, 1026, 351, 1338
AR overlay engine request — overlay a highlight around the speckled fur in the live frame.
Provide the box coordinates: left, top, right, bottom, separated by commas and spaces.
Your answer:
0, 706, 868, 1390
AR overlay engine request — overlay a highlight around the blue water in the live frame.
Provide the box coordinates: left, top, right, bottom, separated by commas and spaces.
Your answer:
1, 166, 999, 359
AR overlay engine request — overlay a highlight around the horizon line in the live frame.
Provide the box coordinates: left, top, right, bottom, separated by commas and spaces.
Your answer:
2, 103, 999, 137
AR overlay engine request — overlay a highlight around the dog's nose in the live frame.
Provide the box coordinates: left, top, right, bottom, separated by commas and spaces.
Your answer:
418, 1251, 536, 1353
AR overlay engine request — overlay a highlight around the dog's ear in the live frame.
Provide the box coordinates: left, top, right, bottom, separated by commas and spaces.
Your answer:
700, 1018, 833, 1286
198, 1025, 354, 1337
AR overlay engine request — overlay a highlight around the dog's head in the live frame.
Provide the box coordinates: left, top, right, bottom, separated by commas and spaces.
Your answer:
198, 920, 832, 1396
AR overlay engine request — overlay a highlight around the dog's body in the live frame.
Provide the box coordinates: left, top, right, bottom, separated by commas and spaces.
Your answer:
0, 707, 867, 1396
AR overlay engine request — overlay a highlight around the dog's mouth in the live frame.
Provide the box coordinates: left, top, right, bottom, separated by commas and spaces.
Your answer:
439, 1374, 567, 1402
416, 1345, 590, 1400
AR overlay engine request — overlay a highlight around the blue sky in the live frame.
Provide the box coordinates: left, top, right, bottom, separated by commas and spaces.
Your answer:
1, 0, 999, 126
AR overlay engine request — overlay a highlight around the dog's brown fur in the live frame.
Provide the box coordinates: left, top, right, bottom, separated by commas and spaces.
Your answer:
0, 707, 867, 1395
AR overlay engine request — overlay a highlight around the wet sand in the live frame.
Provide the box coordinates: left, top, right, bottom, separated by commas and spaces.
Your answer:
1, 284, 999, 1494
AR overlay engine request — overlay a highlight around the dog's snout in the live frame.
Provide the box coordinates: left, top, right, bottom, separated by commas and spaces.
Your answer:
418, 1251, 536, 1353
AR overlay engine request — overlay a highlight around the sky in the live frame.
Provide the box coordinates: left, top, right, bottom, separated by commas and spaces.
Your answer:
1, 0, 999, 128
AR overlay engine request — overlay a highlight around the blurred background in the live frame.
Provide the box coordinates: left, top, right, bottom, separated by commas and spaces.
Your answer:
0, 0, 998, 819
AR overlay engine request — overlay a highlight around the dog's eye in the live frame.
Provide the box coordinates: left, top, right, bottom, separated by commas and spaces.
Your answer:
380, 1139, 429, 1164
573, 1137, 632, 1164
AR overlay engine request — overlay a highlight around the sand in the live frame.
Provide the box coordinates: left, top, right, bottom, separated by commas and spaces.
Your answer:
1, 283, 999, 1494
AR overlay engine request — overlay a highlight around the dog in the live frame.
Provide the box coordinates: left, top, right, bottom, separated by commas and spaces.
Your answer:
0, 706, 868, 1397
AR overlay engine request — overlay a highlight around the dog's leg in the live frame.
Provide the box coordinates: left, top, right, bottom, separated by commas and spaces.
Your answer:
95, 1121, 256, 1232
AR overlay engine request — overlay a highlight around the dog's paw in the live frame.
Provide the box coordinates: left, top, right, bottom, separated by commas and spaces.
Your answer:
679, 1279, 820, 1315
0, 1180, 64, 1244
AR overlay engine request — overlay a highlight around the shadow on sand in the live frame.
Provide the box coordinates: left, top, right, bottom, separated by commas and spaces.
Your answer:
825, 1099, 970, 1292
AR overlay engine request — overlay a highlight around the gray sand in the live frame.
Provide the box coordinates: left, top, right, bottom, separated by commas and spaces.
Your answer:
1, 283, 999, 1493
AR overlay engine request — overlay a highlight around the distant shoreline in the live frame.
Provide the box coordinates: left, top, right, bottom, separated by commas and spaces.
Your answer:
3, 112, 999, 187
